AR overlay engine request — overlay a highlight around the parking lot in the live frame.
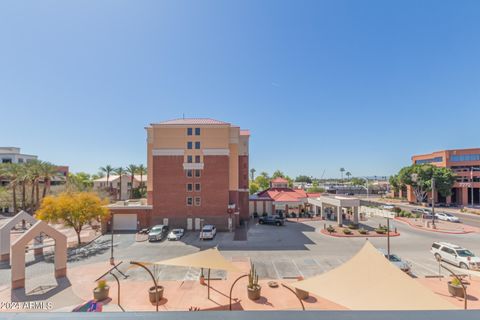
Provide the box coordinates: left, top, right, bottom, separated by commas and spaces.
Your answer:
2, 215, 480, 291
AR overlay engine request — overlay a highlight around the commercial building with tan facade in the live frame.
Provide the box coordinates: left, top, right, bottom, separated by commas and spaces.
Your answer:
108, 118, 249, 231
408, 148, 480, 206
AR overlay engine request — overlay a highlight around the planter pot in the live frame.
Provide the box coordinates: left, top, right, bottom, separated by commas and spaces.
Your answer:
199, 275, 206, 285
448, 282, 465, 298
148, 285, 164, 303
93, 286, 110, 301
295, 288, 309, 300
247, 285, 262, 300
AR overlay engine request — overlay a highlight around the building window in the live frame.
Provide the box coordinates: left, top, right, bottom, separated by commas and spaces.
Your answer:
451, 154, 480, 162
18, 158, 24, 163
187, 141, 193, 149
186, 183, 193, 192
186, 169, 193, 177
195, 128, 201, 135
195, 169, 201, 178
187, 128, 193, 136
195, 141, 201, 149
186, 197, 193, 206
2, 158, 12, 163
194, 196, 201, 206
195, 183, 201, 192
415, 157, 443, 164
195, 155, 201, 163
187, 155, 193, 163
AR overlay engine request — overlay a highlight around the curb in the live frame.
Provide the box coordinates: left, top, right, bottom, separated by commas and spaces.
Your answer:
394, 217, 476, 235
319, 229, 400, 238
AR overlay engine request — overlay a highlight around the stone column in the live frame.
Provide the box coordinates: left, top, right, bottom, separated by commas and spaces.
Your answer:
337, 206, 343, 226
462, 188, 469, 206
353, 207, 359, 224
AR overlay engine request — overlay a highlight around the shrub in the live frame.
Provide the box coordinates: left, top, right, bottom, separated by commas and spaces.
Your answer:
348, 223, 359, 230
450, 277, 462, 287
343, 228, 352, 235
290, 213, 297, 218
375, 228, 386, 234
392, 207, 402, 214
97, 279, 107, 290
359, 228, 368, 235
326, 225, 335, 233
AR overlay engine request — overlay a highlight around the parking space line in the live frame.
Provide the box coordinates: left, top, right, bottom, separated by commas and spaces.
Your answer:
271, 260, 281, 279
291, 259, 303, 278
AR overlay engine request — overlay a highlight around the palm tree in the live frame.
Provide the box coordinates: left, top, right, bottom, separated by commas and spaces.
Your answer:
0, 163, 20, 213
100, 165, 115, 193
137, 164, 147, 189
114, 167, 126, 200
39, 161, 59, 199
250, 168, 256, 181
126, 164, 137, 199
340, 168, 345, 182
26, 160, 42, 213
346, 171, 352, 181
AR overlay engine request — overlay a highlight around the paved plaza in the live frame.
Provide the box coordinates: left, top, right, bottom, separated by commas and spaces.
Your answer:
1, 215, 480, 311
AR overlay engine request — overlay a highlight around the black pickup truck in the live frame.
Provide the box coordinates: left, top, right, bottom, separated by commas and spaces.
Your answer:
258, 215, 286, 226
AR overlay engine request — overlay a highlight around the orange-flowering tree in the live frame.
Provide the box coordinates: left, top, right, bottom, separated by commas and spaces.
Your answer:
37, 192, 110, 245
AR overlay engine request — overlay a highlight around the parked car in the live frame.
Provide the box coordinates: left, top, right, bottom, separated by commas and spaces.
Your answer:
199, 225, 216, 240
431, 242, 480, 270
258, 215, 285, 226
148, 225, 169, 242
381, 205, 395, 210
378, 249, 411, 273
435, 212, 460, 223
167, 228, 185, 241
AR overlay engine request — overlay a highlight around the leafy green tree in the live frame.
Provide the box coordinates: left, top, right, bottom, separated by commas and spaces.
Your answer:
307, 180, 325, 193
260, 172, 269, 179
249, 181, 260, 195
295, 175, 312, 183
388, 174, 401, 194
397, 164, 455, 203
350, 177, 365, 186
272, 170, 285, 179
254, 175, 270, 190
67, 172, 93, 191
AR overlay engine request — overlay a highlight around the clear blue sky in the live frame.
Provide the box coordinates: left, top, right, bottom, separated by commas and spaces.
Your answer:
2, 0, 480, 178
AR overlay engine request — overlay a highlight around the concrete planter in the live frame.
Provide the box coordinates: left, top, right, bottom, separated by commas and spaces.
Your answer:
148, 285, 164, 303
93, 285, 110, 301
247, 285, 261, 300
448, 282, 465, 298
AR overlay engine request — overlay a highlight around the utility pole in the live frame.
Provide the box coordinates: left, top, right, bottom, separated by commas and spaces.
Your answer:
431, 177, 436, 228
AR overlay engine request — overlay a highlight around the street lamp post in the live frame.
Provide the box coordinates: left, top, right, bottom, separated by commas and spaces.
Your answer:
431, 177, 436, 228
110, 214, 115, 265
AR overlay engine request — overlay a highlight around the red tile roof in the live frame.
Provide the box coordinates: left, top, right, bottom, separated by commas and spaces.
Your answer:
153, 118, 230, 125
271, 177, 288, 183
255, 187, 318, 202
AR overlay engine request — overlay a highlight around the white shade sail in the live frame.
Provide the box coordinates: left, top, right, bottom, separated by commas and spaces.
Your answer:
292, 241, 458, 310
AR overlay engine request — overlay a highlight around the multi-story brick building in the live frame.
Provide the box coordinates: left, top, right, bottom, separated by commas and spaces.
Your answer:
108, 118, 250, 231
408, 148, 480, 206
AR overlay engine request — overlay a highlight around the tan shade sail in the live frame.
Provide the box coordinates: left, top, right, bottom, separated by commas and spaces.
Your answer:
148, 247, 240, 272
292, 241, 458, 310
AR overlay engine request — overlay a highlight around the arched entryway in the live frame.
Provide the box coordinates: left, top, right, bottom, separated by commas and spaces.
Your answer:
11, 221, 67, 289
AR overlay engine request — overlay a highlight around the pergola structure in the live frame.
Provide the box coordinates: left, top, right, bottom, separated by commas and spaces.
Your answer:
0, 211, 38, 263
292, 241, 458, 310
308, 195, 360, 226
11, 220, 67, 289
